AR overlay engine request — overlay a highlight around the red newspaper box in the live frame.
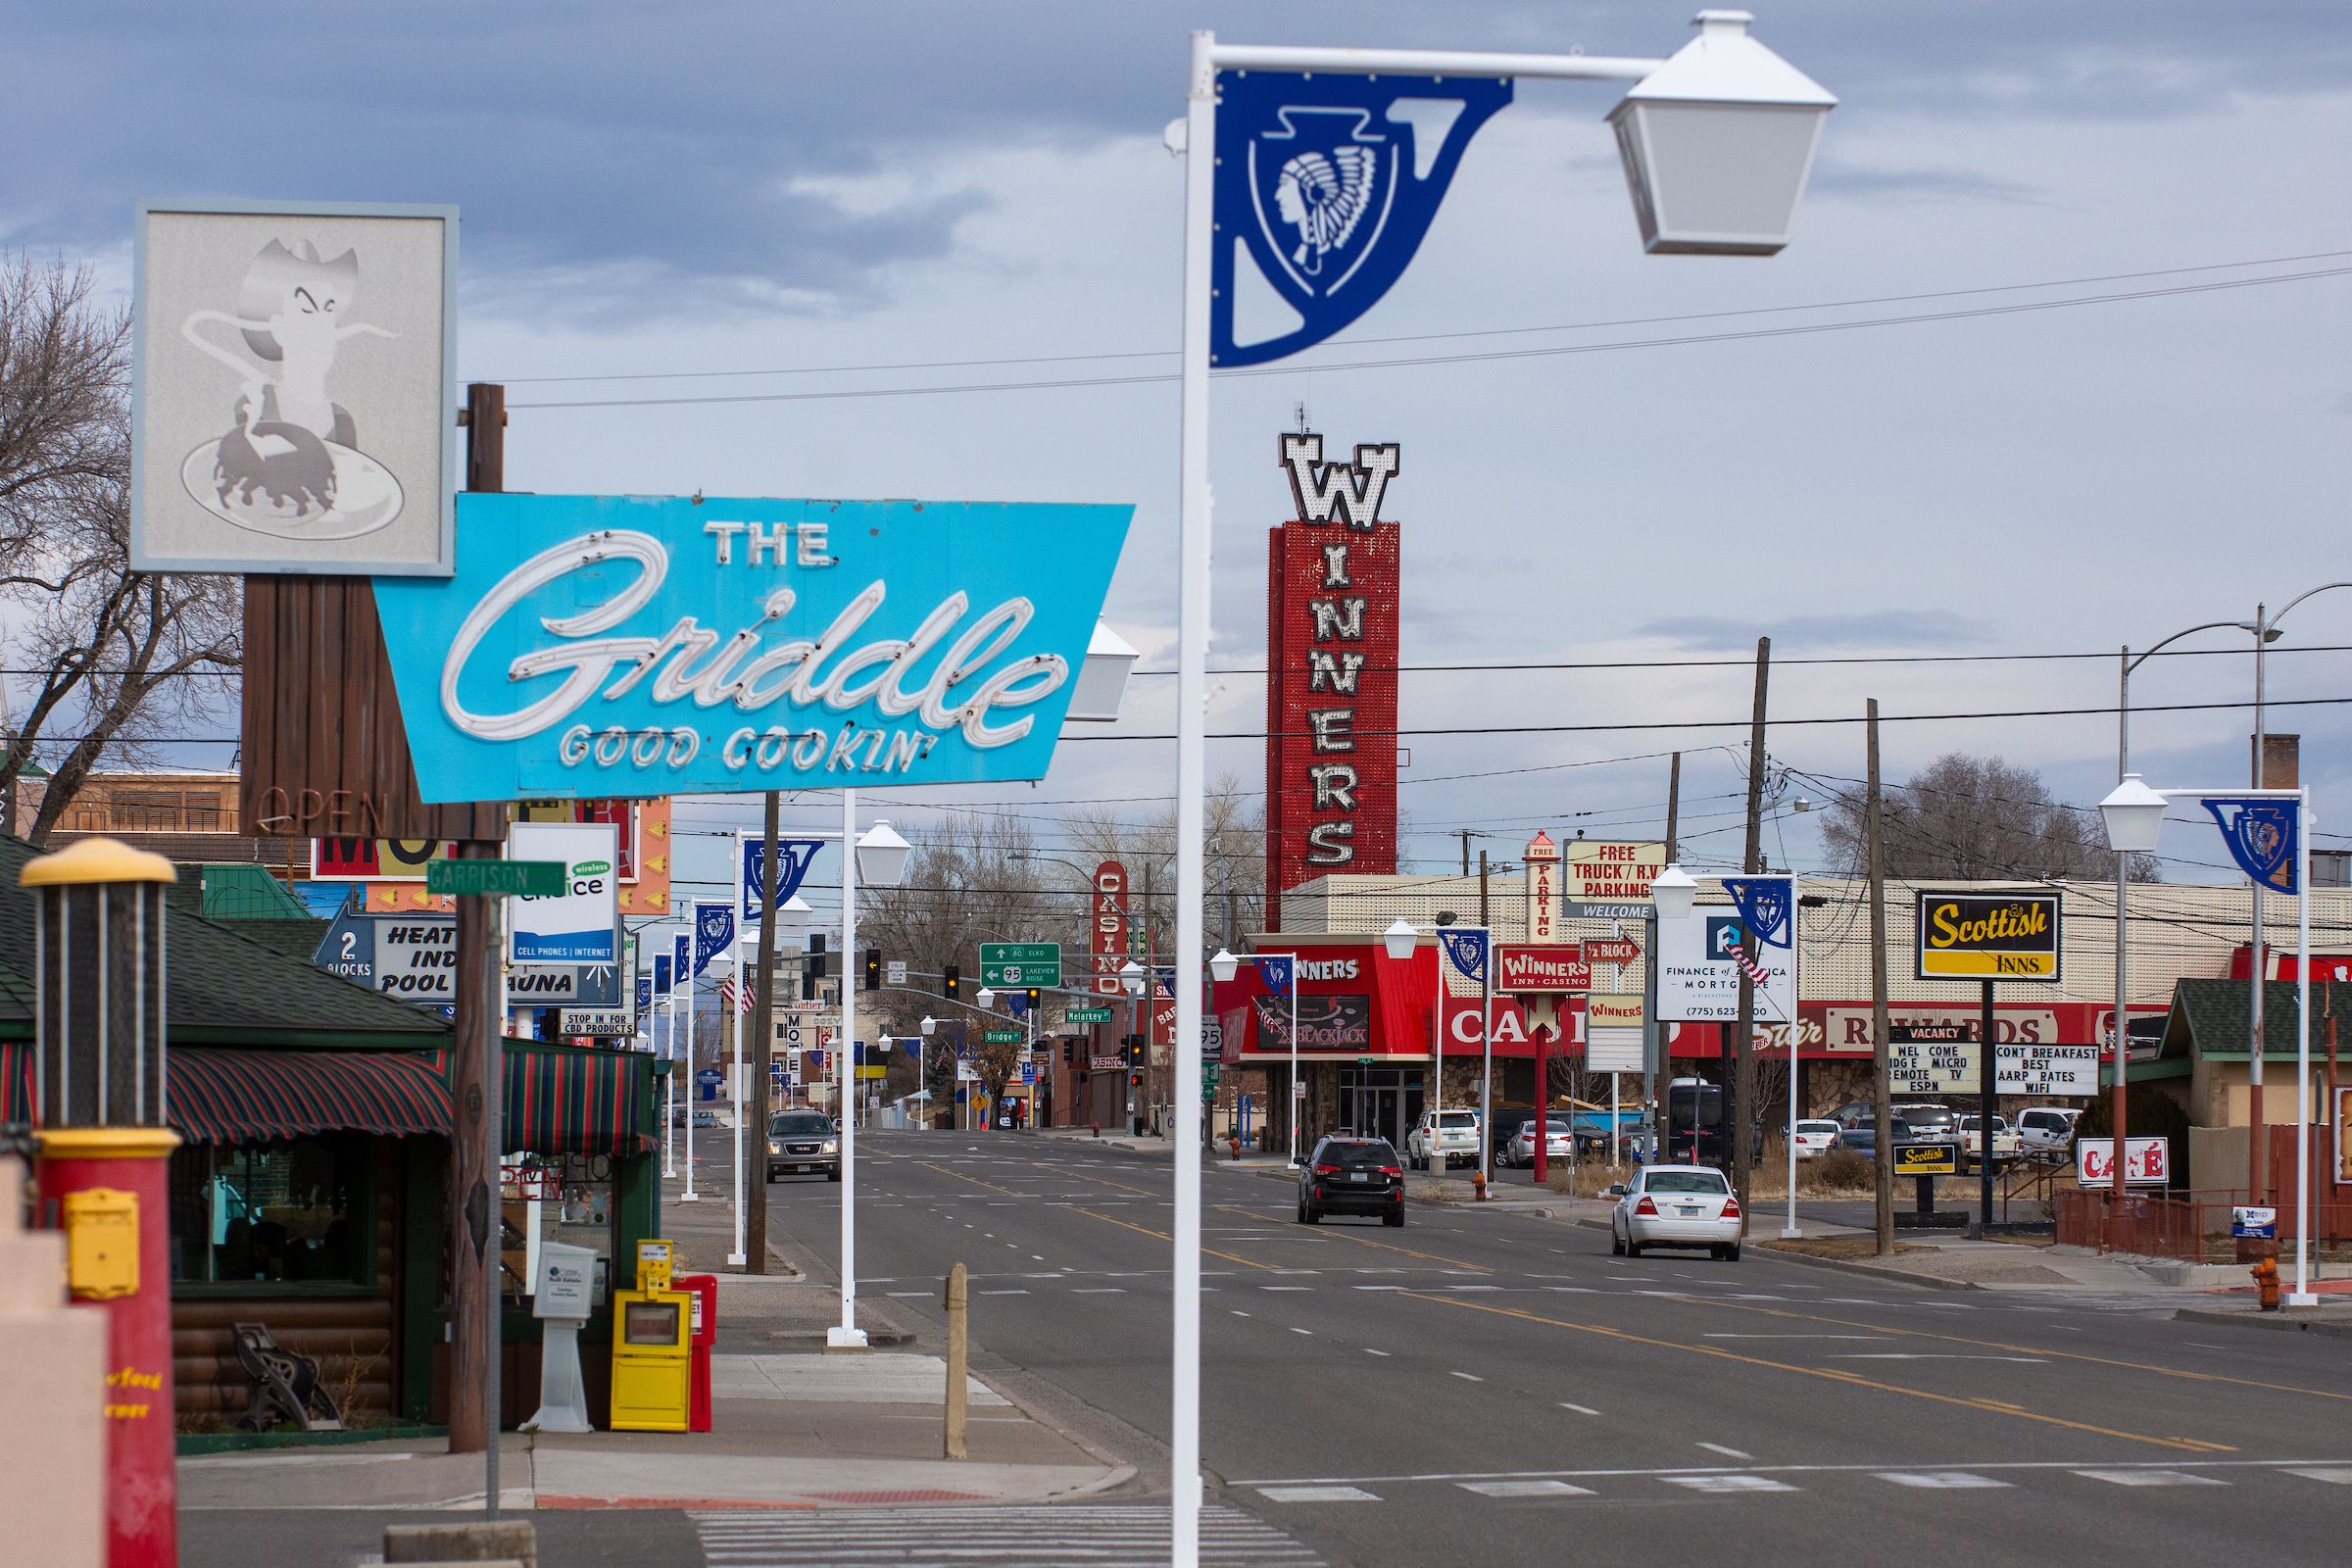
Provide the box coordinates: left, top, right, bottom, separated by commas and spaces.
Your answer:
675, 1273, 718, 1433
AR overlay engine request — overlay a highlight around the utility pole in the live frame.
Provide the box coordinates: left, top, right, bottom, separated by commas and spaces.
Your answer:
1451, 829, 1487, 877
1734, 638, 1770, 1222
747, 790, 779, 1273
1645, 753, 1679, 1163
1866, 701, 1894, 1256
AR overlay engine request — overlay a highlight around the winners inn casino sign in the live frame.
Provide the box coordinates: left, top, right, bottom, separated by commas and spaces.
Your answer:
1265, 432, 1402, 927
373, 493, 1132, 800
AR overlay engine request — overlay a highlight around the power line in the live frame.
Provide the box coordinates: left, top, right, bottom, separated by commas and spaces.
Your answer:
491, 247, 2352, 387
502, 264, 2352, 412
1126, 644, 2352, 678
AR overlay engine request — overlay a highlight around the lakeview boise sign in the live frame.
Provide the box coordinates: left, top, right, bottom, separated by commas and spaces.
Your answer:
132, 199, 458, 575
1915, 891, 2062, 980
371, 492, 1130, 801
1263, 433, 1400, 927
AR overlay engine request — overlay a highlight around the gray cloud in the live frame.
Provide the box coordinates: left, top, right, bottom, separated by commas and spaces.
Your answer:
1636, 611, 1992, 651
4, 1, 2346, 323
1808, 161, 2051, 207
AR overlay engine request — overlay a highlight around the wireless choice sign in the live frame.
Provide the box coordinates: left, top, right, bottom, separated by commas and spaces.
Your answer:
372, 493, 1131, 799
1915, 892, 2062, 981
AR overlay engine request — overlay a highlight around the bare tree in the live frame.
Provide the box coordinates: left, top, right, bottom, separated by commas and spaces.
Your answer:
0, 254, 241, 838
1819, 753, 2159, 883
1058, 768, 1266, 956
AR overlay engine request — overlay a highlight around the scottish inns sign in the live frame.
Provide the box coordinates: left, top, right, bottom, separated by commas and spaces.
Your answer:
373, 494, 1130, 799
1264, 433, 1399, 927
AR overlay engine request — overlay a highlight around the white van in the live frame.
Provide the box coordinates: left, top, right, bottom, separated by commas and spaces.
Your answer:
2015, 1105, 2081, 1157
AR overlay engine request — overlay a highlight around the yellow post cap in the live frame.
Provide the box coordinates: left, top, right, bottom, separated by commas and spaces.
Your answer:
19, 837, 179, 888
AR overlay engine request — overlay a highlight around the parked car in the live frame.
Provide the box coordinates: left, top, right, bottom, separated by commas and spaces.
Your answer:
1891, 1102, 1962, 1146
1483, 1107, 1548, 1167
1406, 1109, 1482, 1170
670, 1105, 720, 1130
1610, 1164, 1743, 1260
1790, 1119, 1841, 1159
1298, 1137, 1405, 1227
1833, 1118, 1914, 1158
1959, 1114, 2024, 1169
1503, 1119, 1574, 1168
767, 1110, 841, 1182
2015, 1106, 2081, 1158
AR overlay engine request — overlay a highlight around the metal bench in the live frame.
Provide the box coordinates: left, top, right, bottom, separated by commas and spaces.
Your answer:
229, 1321, 345, 1432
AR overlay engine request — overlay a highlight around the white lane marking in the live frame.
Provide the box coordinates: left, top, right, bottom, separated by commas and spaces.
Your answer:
1231, 1310, 1251, 1317
1665, 1475, 1795, 1494
1459, 1480, 1593, 1497
2285, 1468, 2352, 1484
2075, 1470, 2227, 1488
1696, 1444, 1752, 1460
978, 1290, 1029, 1295
1032, 1255, 1047, 1260
1449, 1372, 1483, 1382
1262, 1286, 1313, 1292
1258, 1485, 1380, 1502
1290, 1328, 1313, 1336
1876, 1472, 2011, 1489
1704, 1335, 1889, 1341
1830, 1354, 2047, 1362
1355, 1285, 1407, 1291
1365, 1348, 1392, 1356
1072, 1288, 1125, 1294
1560, 1403, 1600, 1416
884, 1292, 933, 1298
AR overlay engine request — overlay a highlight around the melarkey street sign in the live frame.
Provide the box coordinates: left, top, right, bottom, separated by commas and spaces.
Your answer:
1915, 891, 2062, 981
373, 493, 1131, 800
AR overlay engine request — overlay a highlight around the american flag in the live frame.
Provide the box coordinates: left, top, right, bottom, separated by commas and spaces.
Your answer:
716, 975, 757, 1014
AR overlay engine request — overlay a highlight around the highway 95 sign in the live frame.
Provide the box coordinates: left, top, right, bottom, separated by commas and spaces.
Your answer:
1915, 891, 2061, 981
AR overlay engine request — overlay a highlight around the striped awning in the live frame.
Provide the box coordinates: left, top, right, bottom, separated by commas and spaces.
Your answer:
168, 1048, 451, 1145
504, 1047, 654, 1157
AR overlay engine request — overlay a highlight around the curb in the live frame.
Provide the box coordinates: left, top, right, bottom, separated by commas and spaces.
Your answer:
2173, 1306, 2352, 1340
1749, 1244, 1969, 1292
175, 1425, 448, 1457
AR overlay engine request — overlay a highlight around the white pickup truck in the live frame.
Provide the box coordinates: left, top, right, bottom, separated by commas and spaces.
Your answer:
1959, 1113, 2025, 1167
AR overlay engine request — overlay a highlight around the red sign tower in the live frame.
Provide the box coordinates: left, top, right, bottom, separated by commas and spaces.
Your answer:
1264, 432, 1401, 929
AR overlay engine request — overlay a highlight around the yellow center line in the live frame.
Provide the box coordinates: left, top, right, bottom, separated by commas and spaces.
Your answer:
922, 1163, 1276, 1270
1042, 1163, 1160, 1199
1642, 1290, 2352, 1404
1400, 1293, 2230, 1453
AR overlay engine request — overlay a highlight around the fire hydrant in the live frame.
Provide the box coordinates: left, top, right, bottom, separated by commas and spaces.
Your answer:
1229, 1136, 1243, 1162
1473, 1170, 1489, 1201
2251, 1255, 2281, 1312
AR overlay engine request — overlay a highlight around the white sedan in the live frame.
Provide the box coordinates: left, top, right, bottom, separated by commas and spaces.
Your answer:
1610, 1165, 1743, 1261
1791, 1119, 1840, 1159
1505, 1119, 1573, 1168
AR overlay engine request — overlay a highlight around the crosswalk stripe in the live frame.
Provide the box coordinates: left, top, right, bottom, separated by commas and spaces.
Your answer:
693, 1504, 1324, 1566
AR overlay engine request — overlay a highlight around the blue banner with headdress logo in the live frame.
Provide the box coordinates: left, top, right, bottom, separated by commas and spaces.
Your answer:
1721, 875, 1794, 950
1252, 954, 1296, 996
2201, 798, 2299, 895
1212, 72, 1512, 368
694, 901, 735, 977
1437, 929, 1487, 984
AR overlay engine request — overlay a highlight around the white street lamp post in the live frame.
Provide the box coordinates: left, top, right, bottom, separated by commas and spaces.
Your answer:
1167, 21, 1831, 1561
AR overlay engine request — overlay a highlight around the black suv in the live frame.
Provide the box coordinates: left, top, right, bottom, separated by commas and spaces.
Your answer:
1298, 1136, 1405, 1227
767, 1111, 840, 1182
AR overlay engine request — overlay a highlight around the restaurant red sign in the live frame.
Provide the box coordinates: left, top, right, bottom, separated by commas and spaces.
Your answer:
1496, 945, 1591, 994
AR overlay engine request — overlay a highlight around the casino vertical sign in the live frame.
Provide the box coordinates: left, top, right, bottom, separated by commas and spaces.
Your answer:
1264, 432, 1400, 928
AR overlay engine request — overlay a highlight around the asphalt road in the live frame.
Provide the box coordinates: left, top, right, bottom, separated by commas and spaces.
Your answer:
749, 1130, 2352, 1568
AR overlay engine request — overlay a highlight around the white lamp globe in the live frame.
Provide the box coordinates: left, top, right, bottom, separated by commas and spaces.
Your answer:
1119, 960, 1147, 998
855, 819, 913, 887
2099, 774, 2168, 854
1209, 949, 1240, 983
976, 987, 998, 1009
920, 1015, 938, 1036
1383, 919, 1419, 961
1651, 864, 1699, 922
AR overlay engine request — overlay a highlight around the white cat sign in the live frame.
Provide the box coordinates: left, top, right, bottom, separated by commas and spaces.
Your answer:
132, 199, 457, 575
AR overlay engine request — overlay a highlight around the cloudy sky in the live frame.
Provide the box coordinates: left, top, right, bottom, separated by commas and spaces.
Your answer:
10, 1, 2350, 907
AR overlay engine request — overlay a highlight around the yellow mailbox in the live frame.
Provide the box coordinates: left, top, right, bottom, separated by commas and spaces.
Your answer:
609, 1287, 692, 1431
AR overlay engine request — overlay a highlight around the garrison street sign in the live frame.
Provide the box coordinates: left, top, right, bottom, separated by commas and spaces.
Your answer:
980, 943, 1061, 988
1915, 891, 2061, 981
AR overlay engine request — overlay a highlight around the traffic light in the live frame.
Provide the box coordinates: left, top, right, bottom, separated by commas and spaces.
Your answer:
1122, 1034, 1145, 1068
863, 948, 881, 992
1024, 986, 1042, 1013
1062, 1041, 1075, 1066
944, 963, 961, 1001
803, 934, 828, 1001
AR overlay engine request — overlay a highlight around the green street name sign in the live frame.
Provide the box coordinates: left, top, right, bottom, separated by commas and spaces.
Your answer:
426, 859, 566, 897
981, 1028, 1026, 1044
979, 942, 1061, 988
1066, 1005, 1113, 1023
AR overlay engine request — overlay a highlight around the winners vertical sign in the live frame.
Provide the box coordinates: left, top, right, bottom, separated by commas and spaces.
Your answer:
1264, 433, 1401, 928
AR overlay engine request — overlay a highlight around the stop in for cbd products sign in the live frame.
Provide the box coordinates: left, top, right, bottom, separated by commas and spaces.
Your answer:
1264, 432, 1399, 928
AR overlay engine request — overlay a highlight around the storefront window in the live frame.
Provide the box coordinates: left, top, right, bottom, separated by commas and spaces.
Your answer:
501, 1152, 615, 1307
168, 1137, 368, 1286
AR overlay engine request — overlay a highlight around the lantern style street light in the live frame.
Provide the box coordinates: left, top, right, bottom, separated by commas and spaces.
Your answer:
1163, 18, 1832, 1560
1208, 949, 1240, 983
1649, 865, 1699, 923
855, 819, 912, 888
1066, 620, 1144, 722
1382, 919, 1420, 962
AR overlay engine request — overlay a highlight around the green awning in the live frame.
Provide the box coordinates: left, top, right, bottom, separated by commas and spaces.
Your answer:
498, 1046, 655, 1157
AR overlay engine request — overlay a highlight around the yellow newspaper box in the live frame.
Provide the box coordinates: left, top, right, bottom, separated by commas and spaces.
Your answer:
610, 1288, 692, 1431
